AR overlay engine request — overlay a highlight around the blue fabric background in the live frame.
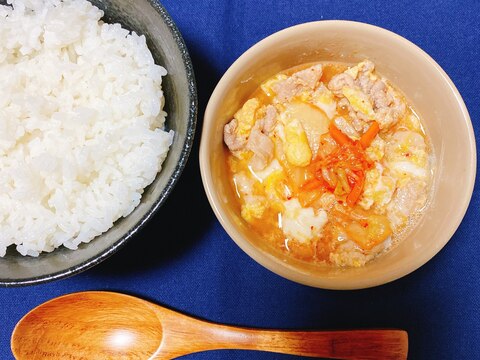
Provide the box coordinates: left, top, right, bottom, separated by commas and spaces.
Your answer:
1, 1, 479, 359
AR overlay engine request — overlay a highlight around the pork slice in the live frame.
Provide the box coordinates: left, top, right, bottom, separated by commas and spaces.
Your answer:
257, 105, 278, 134
272, 79, 302, 103
336, 98, 368, 133
273, 65, 323, 102
246, 128, 274, 171
337, 97, 351, 110
357, 73, 374, 94
224, 118, 246, 151
360, 60, 375, 73
375, 95, 406, 129
293, 64, 323, 89
387, 180, 427, 228
369, 80, 392, 109
350, 116, 368, 133
328, 73, 355, 94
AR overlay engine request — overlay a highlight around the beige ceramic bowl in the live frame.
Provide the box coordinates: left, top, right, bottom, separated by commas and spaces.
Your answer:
199, 20, 476, 290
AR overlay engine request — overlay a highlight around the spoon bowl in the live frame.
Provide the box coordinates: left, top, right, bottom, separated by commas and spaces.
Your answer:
11, 291, 408, 359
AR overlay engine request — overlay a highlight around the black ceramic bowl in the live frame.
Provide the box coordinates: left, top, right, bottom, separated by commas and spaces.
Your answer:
0, 0, 197, 286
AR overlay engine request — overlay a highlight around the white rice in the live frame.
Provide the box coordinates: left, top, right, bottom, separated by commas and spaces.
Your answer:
0, 0, 173, 256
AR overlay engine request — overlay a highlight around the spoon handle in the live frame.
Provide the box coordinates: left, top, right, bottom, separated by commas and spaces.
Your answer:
199, 327, 407, 360
157, 308, 408, 360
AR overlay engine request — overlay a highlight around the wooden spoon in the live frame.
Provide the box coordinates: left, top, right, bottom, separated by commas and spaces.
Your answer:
11, 291, 408, 360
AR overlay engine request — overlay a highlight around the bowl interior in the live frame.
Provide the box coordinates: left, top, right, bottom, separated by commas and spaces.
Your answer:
0, 0, 196, 286
200, 21, 475, 289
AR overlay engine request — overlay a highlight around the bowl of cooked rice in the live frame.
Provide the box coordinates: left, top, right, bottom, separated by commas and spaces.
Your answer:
0, 0, 197, 286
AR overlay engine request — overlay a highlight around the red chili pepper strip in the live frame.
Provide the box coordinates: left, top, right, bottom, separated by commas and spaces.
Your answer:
346, 171, 365, 206
300, 177, 328, 192
359, 121, 380, 149
329, 122, 353, 146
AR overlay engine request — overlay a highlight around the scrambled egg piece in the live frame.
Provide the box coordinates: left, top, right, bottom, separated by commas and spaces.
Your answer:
283, 119, 312, 167
344, 66, 359, 79
342, 87, 375, 119
233, 171, 254, 197
308, 85, 337, 119
389, 162, 427, 180
334, 116, 360, 140
234, 98, 260, 137
365, 135, 386, 162
400, 113, 423, 133
241, 195, 267, 223
249, 159, 283, 182
385, 130, 428, 184
329, 241, 369, 267
263, 171, 291, 212
330, 239, 390, 267
345, 60, 377, 80
387, 180, 428, 230
281, 198, 328, 243
261, 74, 288, 97
358, 164, 396, 211
280, 101, 329, 157
233, 171, 268, 223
